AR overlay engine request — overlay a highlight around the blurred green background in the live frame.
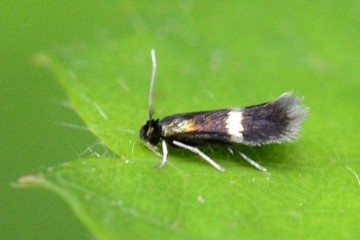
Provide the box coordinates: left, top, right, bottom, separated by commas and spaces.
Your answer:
1, 1, 126, 239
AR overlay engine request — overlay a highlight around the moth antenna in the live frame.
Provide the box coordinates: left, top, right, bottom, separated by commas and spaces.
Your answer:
148, 48, 157, 121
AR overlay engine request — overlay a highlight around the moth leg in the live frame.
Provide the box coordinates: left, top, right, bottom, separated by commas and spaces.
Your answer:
173, 140, 225, 172
154, 139, 168, 169
145, 141, 162, 158
228, 147, 268, 173
238, 152, 268, 173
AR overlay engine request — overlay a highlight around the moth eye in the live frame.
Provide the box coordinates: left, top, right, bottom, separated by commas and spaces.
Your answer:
147, 127, 154, 136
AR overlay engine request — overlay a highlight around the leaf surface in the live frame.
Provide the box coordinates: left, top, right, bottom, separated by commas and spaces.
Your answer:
20, 1, 360, 239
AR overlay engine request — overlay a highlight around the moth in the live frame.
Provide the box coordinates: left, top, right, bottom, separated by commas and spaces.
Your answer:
140, 49, 308, 172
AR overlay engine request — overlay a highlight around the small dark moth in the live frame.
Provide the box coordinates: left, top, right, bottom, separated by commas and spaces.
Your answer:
140, 49, 308, 172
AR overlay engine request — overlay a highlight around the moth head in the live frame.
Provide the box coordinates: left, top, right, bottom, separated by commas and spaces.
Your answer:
139, 119, 161, 145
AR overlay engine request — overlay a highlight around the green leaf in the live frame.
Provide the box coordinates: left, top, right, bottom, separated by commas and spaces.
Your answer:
19, 1, 360, 239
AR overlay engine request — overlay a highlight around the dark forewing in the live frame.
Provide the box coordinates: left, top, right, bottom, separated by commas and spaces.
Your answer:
158, 93, 307, 146
159, 109, 235, 144
241, 93, 307, 145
